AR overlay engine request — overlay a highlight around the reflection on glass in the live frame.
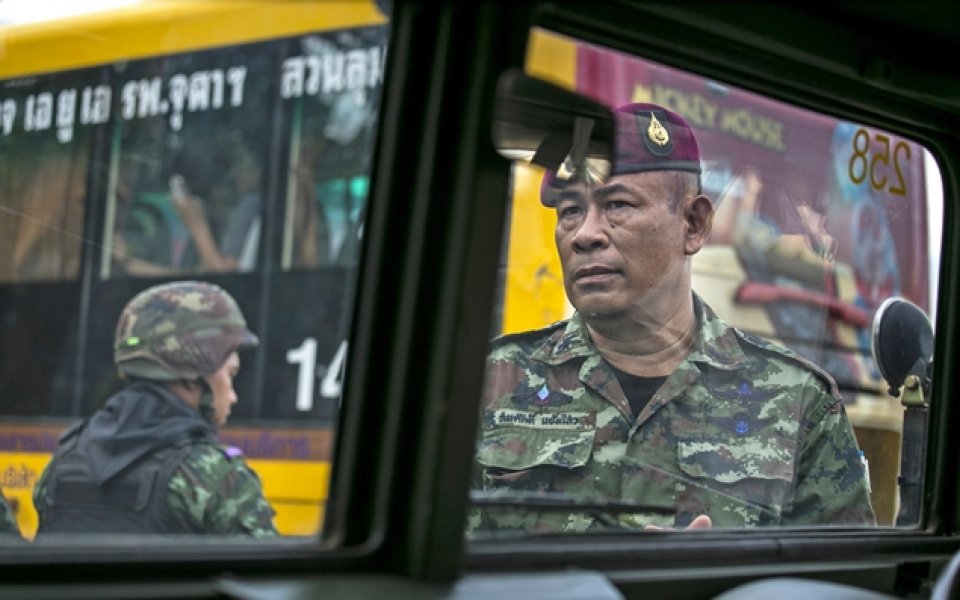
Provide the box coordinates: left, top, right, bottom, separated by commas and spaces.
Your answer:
471, 29, 941, 536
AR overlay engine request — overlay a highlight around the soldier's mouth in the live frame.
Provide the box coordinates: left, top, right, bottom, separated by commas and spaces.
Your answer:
574, 265, 620, 284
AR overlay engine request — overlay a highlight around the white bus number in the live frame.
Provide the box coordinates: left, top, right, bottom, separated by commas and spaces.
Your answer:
286, 338, 347, 411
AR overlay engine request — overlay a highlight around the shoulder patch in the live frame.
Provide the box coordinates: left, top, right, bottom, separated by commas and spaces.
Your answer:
735, 329, 842, 404
218, 445, 245, 460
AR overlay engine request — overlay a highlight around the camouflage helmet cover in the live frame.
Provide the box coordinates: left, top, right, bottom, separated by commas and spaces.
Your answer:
114, 280, 259, 381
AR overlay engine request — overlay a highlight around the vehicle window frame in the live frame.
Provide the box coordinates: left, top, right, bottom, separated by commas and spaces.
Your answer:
0, 2, 958, 597
0, 0, 400, 566
463, 1, 959, 585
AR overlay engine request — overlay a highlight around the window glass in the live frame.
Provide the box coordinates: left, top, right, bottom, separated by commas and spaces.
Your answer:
104, 42, 273, 278
0, 1, 389, 543
470, 28, 942, 536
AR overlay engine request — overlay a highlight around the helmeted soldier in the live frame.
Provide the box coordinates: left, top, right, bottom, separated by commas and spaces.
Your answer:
33, 280, 277, 537
469, 103, 875, 533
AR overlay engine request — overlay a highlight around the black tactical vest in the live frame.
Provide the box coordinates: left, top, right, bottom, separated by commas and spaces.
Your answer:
37, 423, 200, 535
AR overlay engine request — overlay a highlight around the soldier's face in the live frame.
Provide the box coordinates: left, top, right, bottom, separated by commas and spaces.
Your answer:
206, 351, 240, 429
554, 171, 710, 321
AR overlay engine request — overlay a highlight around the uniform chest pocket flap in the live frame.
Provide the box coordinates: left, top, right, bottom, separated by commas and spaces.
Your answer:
476, 409, 596, 471
677, 438, 796, 526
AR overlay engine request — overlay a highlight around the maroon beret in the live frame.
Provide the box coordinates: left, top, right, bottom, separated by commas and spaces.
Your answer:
540, 102, 701, 206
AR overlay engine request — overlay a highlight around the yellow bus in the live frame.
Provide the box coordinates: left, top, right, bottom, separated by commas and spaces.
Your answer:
0, 0, 388, 538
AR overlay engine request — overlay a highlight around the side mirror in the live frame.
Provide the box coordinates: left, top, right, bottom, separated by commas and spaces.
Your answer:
871, 296, 934, 527
870, 296, 934, 397
491, 69, 614, 175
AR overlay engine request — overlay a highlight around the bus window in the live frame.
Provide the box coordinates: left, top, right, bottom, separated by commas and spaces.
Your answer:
472, 28, 943, 534
104, 42, 276, 278
281, 29, 384, 270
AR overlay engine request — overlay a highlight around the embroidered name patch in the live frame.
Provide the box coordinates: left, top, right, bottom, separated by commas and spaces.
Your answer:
492, 409, 594, 430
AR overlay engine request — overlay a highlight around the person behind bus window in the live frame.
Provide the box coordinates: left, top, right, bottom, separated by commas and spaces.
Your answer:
469, 103, 875, 533
167, 173, 249, 272
33, 280, 277, 537
180, 145, 265, 272
219, 150, 264, 271
113, 146, 263, 276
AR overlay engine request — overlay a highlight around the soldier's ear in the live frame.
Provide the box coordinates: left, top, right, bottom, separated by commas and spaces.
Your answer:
684, 195, 714, 255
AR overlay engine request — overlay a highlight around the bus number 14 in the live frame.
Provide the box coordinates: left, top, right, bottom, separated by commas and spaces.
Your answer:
286, 338, 347, 411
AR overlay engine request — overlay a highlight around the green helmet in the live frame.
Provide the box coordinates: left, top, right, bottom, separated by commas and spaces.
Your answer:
114, 280, 259, 381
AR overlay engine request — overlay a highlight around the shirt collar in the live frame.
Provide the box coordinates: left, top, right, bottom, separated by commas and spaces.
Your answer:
530, 293, 751, 371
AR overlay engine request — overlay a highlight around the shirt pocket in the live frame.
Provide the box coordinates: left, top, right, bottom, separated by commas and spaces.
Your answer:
677, 438, 795, 528
476, 411, 597, 492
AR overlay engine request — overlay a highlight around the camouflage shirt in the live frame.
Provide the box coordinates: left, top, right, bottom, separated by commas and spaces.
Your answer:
469, 295, 875, 533
33, 440, 278, 538
32, 381, 277, 538
165, 444, 277, 537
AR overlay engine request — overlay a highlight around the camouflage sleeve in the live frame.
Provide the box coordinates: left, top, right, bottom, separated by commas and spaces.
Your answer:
786, 374, 876, 526
0, 491, 20, 536
167, 446, 278, 537
30, 462, 51, 531
465, 409, 488, 536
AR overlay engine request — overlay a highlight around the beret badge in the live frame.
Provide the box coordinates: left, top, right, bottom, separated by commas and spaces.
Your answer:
647, 112, 670, 146
639, 110, 675, 157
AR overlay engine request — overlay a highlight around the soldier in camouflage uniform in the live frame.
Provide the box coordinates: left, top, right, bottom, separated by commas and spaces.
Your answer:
33, 280, 277, 537
469, 103, 875, 533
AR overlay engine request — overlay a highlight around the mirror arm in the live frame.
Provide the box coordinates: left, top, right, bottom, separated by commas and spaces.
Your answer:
896, 371, 929, 527
900, 373, 928, 407
569, 116, 595, 168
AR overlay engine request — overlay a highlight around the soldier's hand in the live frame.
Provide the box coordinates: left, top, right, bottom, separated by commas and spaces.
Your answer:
644, 514, 712, 531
